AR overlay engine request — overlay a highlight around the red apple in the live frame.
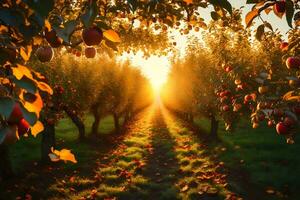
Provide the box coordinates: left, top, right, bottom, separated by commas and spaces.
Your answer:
225, 66, 232, 72
54, 85, 64, 94
267, 120, 274, 127
76, 52, 81, 57
274, 1, 286, 14
82, 26, 103, 46
85, 47, 96, 58
244, 94, 252, 102
36, 46, 54, 62
258, 86, 269, 94
280, 42, 289, 50
222, 105, 230, 112
17, 118, 30, 136
45, 29, 63, 48
276, 122, 289, 135
8, 103, 23, 123
233, 103, 242, 112
220, 96, 228, 103
286, 57, 300, 69
283, 117, 296, 127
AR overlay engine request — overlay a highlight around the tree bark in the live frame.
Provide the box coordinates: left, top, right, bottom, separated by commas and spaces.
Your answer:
0, 144, 13, 180
41, 122, 56, 164
210, 115, 219, 140
189, 114, 194, 123
113, 113, 120, 132
124, 110, 131, 124
64, 106, 85, 141
91, 108, 101, 135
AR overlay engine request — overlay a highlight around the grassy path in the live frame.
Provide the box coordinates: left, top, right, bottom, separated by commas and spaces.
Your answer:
65, 104, 240, 199
1, 104, 243, 200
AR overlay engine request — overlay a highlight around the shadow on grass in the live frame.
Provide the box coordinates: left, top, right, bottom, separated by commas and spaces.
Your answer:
0, 116, 137, 199
135, 107, 181, 200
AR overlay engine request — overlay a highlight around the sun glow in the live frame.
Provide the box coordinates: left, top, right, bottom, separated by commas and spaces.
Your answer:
119, 51, 171, 93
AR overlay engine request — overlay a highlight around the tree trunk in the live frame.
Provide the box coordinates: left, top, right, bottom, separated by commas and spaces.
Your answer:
91, 109, 101, 135
210, 115, 219, 140
41, 122, 56, 164
124, 110, 131, 124
113, 113, 120, 132
0, 144, 13, 180
64, 106, 85, 141
189, 114, 194, 123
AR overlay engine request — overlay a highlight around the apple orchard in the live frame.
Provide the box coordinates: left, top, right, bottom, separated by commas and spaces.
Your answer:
0, 0, 300, 181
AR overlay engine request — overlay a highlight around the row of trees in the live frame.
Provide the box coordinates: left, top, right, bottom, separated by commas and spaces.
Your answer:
0, 0, 299, 180
162, 10, 300, 143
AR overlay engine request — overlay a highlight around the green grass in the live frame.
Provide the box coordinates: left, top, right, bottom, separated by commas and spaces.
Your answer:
9, 115, 117, 172
194, 117, 300, 200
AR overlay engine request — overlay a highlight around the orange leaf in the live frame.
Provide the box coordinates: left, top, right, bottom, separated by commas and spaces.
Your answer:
181, 185, 189, 192
31, 121, 44, 137
20, 46, 32, 62
183, 0, 193, 5
49, 147, 77, 163
45, 19, 51, 31
12, 64, 33, 80
245, 9, 259, 28
20, 91, 43, 117
103, 30, 121, 43
264, 7, 272, 15
37, 81, 53, 95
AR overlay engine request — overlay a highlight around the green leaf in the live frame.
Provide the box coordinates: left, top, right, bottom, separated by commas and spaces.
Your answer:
96, 21, 111, 30
55, 20, 78, 43
128, 0, 138, 13
211, 11, 220, 20
104, 39, 118, 51
209, 0, 232, 15
0, 97, 15, 118
23, 0, 54, 18
0, 127, 10, 144
81, 0, 98, 28
0, 8, 24, 27
286, 0, 294, 28
13, 77, 37, 94
20, 106, 37, 126
264, 22, 273, 31
255, 24, 265, 41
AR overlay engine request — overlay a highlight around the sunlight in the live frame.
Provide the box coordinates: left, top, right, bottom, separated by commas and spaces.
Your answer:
119, 51, 171, 93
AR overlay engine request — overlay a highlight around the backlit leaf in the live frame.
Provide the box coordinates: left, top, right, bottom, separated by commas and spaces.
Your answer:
49, 148, 77, 163
37, 82, 53, 95
20, 46, 32, 62
245, 9, 259, 28
103, 30, 121, 43
20, 91, 43, 117
31, 121, 44, 137
183, 0, 193, 5
12, 64, 33, 80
